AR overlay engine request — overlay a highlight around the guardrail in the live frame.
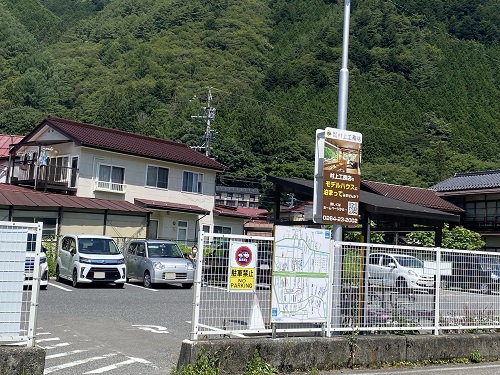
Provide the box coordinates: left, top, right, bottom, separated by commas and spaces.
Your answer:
191, 232, 500, 340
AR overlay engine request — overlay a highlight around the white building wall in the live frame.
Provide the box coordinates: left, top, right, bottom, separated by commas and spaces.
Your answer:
76, 148, 216, 213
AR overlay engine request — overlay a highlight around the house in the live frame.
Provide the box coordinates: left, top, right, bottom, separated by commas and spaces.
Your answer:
431, 170, 500, 251
7, 116, 228, 244
0, 134, 23, 183
213, 205, 271, 236
215, 186, 260, 208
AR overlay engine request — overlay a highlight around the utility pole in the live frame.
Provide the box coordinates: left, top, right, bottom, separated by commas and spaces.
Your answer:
191, 87, 216, 157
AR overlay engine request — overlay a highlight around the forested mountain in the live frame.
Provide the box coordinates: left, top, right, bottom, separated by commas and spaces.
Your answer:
0, 0, 498, 200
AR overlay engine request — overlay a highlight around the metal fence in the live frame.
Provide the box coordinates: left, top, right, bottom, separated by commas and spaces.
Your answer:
191, 231, 500, 340
0, 221, 43, 347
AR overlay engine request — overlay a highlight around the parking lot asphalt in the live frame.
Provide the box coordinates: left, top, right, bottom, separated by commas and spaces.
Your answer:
36, 280, 194, 375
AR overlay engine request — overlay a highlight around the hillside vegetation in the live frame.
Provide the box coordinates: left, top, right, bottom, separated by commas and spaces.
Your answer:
0, 0, 498, 195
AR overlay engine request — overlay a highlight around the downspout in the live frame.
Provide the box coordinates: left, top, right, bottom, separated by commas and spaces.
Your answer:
195, 213, 208, 242
145, 212, 151, 239
8, 205, 13, 221
103, 209, 108, 235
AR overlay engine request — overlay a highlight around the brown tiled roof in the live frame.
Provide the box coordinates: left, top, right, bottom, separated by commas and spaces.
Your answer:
362, 180, 464, 214
0, 184, 149, 213
214, 205, 268, 219
135, 198, 210, 215
25, 116, 225, 171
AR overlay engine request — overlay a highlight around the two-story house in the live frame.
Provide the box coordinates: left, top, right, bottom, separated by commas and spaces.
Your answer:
215, 186, 260, 208
7, 116, 227, 244
431, 170, 500, 252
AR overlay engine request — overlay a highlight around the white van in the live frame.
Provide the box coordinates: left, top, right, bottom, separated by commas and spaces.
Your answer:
56, 234, 126, 288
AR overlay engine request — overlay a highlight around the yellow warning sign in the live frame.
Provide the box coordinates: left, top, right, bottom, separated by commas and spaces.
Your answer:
229, 267, 255, 291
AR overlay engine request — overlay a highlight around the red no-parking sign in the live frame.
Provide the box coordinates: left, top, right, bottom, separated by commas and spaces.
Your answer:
228, 242, 257, 292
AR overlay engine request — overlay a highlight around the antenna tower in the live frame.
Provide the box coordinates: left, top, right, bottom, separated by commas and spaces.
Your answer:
191, 87, 216, 157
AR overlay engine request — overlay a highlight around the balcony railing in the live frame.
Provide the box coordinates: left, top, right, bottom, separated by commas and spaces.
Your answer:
11, 162, 77, 193
94, 180, 126, 193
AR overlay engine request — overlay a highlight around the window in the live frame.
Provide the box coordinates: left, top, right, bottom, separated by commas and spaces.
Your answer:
46, 156, 69, 182
236, 193, 244, 199
146, 165, 169, 189
214, 226, 231, 234
182, 171, 203, 193
226, 193, 233, 198
202, 225, 210, 233
96, 164, 125, 193
177, 221, 188, 243
249, 202, 258, 208
226, 201, 235, 207
13, 217, 57, 236
238, 201, 246, 207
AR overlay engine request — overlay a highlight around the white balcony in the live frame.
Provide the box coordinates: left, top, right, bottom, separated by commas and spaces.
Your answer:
94, 180, 126, 193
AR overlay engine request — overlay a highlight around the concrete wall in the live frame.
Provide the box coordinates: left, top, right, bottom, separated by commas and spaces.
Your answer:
0, 346, 45, 375
178, 333, 500, 374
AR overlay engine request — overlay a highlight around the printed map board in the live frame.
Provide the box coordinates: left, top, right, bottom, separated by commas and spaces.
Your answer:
271, 226, 331, 323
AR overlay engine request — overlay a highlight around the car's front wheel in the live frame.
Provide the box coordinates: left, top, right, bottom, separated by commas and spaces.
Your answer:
143, 271, 152, 288
396, 277, 409, 293
72, 269, 79, 288
55, 265, 60, 282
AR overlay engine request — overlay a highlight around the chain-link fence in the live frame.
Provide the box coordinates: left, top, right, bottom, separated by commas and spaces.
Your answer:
0, 221, 43, 347
191, 230, 500, 340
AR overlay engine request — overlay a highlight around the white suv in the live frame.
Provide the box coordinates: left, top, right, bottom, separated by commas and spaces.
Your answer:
56, 234, 126, 288
367, 253, 434, 292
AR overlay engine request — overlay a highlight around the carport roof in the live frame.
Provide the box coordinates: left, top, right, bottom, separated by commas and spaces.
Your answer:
0, 184, 150, 213
266, 176, 460, 226
134, 198, 210, 215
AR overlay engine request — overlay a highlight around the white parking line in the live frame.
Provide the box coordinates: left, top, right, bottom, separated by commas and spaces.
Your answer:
125, 283, 158, 292
46, 350, 87, 359
37, 337, 60, 343
42, 342, 71, 350
48, 283, 73, 292
83, 356, 152, 374
44, 353, 118, 374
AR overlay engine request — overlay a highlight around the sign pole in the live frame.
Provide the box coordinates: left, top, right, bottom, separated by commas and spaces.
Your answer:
332, 0, 351, 331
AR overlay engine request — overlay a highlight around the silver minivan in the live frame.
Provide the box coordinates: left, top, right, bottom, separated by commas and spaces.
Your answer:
125, 240, 194, 289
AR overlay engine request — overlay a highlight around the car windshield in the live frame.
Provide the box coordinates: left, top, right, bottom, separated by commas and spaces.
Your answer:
479, 257, 500, 272
394, 256, 423, 268
148, 243, 183, 258
79, 239, 120, 255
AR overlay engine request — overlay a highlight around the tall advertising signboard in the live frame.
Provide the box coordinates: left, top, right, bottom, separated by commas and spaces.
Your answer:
313, 128, 362, 226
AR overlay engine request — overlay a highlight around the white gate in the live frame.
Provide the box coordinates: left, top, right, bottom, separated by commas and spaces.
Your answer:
0, 221, 43, 347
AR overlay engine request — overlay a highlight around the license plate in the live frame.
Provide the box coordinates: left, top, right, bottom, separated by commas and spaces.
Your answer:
163, 272, 175, 280
94, 271, 105, 279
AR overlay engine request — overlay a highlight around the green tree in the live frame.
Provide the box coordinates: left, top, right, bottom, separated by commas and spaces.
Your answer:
406, 224, 485, 250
